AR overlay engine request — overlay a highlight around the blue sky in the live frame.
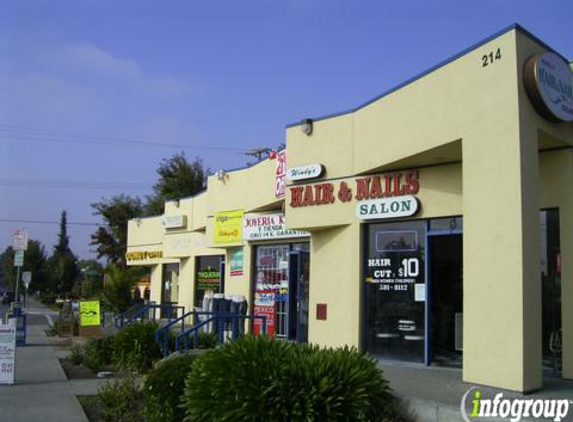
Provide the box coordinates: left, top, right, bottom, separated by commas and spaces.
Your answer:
1, 0, 572, 260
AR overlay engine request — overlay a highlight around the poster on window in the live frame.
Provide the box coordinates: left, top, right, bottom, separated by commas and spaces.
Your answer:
252, 271, 280, 337
229, 248, 244, 277
365, 229, 423, 295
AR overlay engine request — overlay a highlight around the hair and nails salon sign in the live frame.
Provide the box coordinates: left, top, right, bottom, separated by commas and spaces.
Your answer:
289, 170, 421, 220
243, 213, 309, 240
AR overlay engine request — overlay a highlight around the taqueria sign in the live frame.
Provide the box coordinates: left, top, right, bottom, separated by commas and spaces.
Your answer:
289, 169, 421, 220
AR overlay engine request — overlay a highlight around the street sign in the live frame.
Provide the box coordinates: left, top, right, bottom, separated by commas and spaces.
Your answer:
14, 251, 24, 267
22, 272, 32, 288
13, 229, 28, 251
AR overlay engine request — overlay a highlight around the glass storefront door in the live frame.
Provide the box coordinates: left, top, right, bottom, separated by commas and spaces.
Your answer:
428, 233, 463, 367
194, 255, 225, 308
363, 221, 426, 362
161, 263, 179, 318
252, 243, 310, 340
541, 209, 561, 376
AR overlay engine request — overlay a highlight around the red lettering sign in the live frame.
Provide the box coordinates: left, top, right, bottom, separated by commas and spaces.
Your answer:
289, 170, 419, 208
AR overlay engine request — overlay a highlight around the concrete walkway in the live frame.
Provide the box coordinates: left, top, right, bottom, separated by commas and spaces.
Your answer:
380, 361, 573, 422
0, 298, 101, 422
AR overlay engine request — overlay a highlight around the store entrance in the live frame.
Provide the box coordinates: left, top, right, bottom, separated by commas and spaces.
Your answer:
252, 243, 310, 341
428, 234, 463, 367
289, 251, 310, 342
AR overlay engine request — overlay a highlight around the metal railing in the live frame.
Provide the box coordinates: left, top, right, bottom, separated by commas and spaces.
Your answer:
114, 302, 185, 329
156, 309, 197, 356
174, 313, 267, 354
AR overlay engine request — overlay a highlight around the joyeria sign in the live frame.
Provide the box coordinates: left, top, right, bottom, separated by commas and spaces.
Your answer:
289, 169, 421, 220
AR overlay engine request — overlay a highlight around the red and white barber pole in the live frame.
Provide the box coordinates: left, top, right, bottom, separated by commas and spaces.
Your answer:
269, 150, 286, 198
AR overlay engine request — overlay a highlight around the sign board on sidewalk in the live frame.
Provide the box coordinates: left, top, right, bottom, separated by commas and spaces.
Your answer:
79, 301, 101, 327
22, 272, 32, 289
14, 251, 24, 267
0, 323, 16, 384
13, 229, 28, 251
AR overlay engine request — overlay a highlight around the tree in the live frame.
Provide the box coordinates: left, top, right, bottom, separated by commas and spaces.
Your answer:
77, 259, 105, 298
145, 152, 208, 216
91, 195, 144, 268
0, 240, 51, 294
48, 211, 80, 296
103, 264, 142, 313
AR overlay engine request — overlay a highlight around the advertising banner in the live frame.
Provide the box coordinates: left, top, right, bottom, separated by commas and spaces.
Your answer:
270, 150, 286, 198
242, 213, 309, 241
0, 323, 16, 384
213, 210, 244, 245
229, 248, 244, 277
79, 301, 101, 327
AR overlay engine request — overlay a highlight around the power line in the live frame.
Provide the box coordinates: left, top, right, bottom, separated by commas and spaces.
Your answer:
0, 178, 154, 190
0, 122, 248, 152
0, 218, 100, 226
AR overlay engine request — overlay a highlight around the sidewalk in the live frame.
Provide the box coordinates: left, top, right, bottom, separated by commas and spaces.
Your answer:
0, 298, 101, 422
380, 361, 573, 422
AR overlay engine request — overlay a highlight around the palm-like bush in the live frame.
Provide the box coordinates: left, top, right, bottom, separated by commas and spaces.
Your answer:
112, 321, 162, 372
181, 336, 398, 422
102, 264, 140, 313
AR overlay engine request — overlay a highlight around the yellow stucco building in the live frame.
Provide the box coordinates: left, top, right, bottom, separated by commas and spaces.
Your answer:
127, 25, 573, 392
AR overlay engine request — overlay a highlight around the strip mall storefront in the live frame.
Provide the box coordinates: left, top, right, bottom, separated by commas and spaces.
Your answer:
127, 25, 572, 393
284, 26, 573, 393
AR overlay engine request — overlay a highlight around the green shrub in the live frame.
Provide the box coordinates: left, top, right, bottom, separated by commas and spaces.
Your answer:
181, 336, 398, 422
197, 331, 216, 349
143, 353, 199, 422
69, 344, 84, 366
83, 336, 114, 372
112, 321, 162, 372
97, 377, 144, 422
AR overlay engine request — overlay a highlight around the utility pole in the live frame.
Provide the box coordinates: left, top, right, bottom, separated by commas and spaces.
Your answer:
244, 148, 272, 162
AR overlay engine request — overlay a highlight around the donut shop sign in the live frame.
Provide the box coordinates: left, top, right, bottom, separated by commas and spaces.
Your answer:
289, 169, 421, 220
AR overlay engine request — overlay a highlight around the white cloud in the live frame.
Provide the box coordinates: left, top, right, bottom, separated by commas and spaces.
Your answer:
62, 43, 142, 79
57, 42, 192, 98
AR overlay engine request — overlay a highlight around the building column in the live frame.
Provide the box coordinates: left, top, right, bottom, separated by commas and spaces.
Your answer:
308, 223, 361, 348
462, 125, 541, 392
149, 264, 163, 304
559, 150, 573, 380
178, 258, 195, 313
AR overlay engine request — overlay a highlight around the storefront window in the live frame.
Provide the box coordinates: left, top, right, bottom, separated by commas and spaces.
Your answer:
195, 256, 224, 307
252, 243, 310, 340
161, 263, 179, 318
161, 264, 179, 304
363, 221, 426, 362
253, 245, 290, 338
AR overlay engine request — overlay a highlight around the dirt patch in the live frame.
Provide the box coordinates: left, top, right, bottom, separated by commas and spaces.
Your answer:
60, 358, 97, 379
78, 395, 102, 422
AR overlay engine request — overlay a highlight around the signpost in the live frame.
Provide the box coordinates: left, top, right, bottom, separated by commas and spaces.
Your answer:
12, 229, 28, 309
